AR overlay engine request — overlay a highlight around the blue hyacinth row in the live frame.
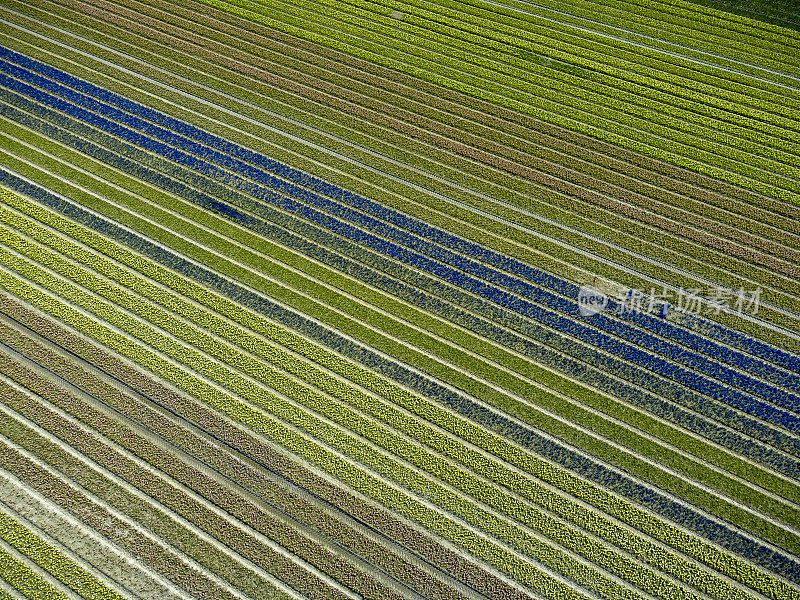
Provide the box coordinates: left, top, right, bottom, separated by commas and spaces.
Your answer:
2, 59, 799, 443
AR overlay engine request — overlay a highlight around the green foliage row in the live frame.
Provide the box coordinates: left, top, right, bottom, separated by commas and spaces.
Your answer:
0, 214, 641, 600
0, 236, 604, 599
370, 0, 800, 103
2, 113, 798, 538
122, 0, 800, 246
486, 0, 800, 77
299, 0, 800, 158
0, 206, 709, 600
0, 540, 70, 600
0, 288, 530, 600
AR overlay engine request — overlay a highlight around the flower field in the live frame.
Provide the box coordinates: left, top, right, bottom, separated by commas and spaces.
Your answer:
0, 0, 798, 598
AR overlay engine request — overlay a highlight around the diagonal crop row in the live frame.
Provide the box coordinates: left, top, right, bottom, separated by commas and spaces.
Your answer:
131, 0, 800, 236
0, 535, 72, 600
6, 115, 800, 568
0, 466, 192, 600
12, 1, 800, 310
0, 200, 766, 600
255, 0, 800, 164
3, 77, 796, 458
542, 0, 800, 69
7, 0, 800, 356
13, 192, 800, 599
189, 0, 800, 203
483, 0, 800, 77
0, 353, 407, 600
0, 216, 673, 600
0, 312, 474, 600
0, 409, 307, 600
0, 507, 127, 600
292, 0, 800, 157
354, 0, 800, 116
0, 236, 603, 600
26, 52, 793, 404
2, 72, 797, 440
18, 0, 800, 311
3, 94, 796, 504
48, 0, 800, 279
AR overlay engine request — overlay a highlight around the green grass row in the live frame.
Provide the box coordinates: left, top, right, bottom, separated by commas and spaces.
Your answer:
212, 0, 800, 194
2, 124, 798, 563
1, 184, 796, 598
0, 196, 770, 600
3, 10, 789, 346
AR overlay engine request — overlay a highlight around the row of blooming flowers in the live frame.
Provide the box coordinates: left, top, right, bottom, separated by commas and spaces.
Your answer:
5, 51, 798, 405
1, 72, 798, 520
